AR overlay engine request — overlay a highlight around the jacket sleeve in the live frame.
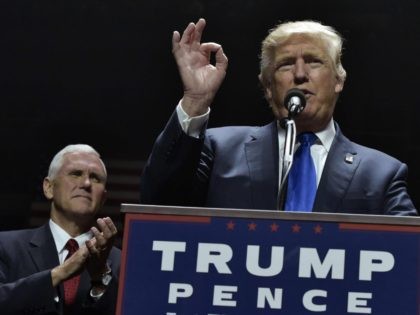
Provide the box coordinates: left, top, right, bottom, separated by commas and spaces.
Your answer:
384, 162, 418, 216
0, 253, 58, 315
140, 110, 213, 206
80, 248, 121, 315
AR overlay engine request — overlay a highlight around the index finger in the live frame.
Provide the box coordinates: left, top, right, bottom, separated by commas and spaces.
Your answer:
193, 18, 206, 45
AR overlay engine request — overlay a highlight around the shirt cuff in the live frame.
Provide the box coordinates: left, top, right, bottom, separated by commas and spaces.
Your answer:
90, 287, 106, 301
176, 101, 210, 138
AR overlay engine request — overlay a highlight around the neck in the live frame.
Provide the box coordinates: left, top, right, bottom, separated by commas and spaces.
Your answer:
50, 208, 93, 238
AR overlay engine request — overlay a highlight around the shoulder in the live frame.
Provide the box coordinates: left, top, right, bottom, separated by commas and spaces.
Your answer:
335, 126, 404, 167
207, 125, 257, 137
206, 122, 275, 143
0, 227, 41, 258
0, 227, 38, 243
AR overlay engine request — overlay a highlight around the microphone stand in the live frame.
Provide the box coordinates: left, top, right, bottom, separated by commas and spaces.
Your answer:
277, 117, 297, 210
276, 88, 305, 210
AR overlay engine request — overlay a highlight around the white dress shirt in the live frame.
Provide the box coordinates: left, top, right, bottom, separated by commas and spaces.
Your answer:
49, 219, 94, 302
49, 219, 92, 264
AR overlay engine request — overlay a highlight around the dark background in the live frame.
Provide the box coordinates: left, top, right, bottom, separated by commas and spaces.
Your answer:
1, 0, 419, 230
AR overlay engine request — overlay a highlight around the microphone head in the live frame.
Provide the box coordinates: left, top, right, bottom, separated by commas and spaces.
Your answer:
284, 88, 306, 117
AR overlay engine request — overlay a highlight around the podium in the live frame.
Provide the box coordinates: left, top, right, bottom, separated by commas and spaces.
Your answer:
116, 204, 420, 315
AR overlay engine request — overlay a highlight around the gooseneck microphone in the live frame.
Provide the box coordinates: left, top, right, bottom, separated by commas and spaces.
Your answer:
277, 88, 306, 209
284, 88, 306, 117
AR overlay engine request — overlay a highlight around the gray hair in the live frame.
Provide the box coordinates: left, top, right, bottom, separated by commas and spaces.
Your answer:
47, 144, 107, 179
259, 20, 347, 88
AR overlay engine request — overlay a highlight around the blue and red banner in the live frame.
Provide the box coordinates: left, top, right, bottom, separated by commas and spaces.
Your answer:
117, 208, 420, 315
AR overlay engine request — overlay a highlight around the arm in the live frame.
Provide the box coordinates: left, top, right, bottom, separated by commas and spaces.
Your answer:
0, 235, 59, 314
141, 18, 226, 206
0, 268, 58, 314
141, 110, 211, 206
81, 217, 120, 315
384, 163, 418, 216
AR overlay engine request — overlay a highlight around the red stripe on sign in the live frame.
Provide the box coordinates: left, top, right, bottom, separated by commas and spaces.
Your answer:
126, 213, 211, 223
339, 223, 420, 233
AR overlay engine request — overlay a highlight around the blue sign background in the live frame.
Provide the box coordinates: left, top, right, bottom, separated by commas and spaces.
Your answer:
118, 214, 420, 315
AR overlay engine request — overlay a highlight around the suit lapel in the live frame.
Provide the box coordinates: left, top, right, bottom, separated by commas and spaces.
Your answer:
28, 223, 60, 271
245, 121, 279, 210
313, 124, 360, 212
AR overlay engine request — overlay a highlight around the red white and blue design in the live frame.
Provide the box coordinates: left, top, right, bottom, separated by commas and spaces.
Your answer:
116, 207, 420, 315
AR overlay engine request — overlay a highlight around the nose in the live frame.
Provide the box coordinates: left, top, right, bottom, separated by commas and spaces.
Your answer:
293, 59, 308, 84
80, 175, 92, 189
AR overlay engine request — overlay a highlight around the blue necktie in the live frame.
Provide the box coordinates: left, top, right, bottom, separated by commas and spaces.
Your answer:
285, 132, 317, 212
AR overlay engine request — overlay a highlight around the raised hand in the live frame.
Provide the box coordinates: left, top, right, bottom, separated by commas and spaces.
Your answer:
172, 18, 228, 116
85, 217, 118, 280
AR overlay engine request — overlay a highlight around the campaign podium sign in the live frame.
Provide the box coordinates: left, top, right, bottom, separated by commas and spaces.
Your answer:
116, 204, 420, 315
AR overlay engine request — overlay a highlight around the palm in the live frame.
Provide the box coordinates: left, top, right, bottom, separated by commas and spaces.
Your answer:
176, 43, 225, 95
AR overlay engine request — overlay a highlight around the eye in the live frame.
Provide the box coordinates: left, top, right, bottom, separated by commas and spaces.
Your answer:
276, 62, 294, 72
69, 170, 83, 177
90, 173, 105, 184
306, 57, 323, 68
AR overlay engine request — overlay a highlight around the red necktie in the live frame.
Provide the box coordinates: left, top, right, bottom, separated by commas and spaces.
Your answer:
63, 239, 81, 305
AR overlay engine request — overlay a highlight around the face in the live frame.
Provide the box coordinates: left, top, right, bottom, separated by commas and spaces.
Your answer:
264, 34, 344, 132
43, 152, 107, 221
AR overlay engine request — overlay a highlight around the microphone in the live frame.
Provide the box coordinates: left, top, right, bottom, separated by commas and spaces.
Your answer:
284, 88, 306, 117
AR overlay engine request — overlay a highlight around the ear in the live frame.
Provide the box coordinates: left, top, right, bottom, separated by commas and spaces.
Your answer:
259, 74, 273, 101
334, 76, 345, 93
43, 177, 54, 200
265, 87, 273, 100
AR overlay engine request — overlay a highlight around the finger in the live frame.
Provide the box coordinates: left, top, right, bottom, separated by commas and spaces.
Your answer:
215, 46, 228, 72
200, 42, 222, 60
193, 18, 206, 45
85, 239, 100, 255
172, 30, 181, 51
96, 217, 117, 240
97, 218, 112, 239
179, 22, 196, 45
76, 245, 89, 259
102, 217, 118, 236
91, 226, 106, 248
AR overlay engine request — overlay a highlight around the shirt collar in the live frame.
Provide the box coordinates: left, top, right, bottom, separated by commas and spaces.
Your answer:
49, 219, 93, 254
314, 119, 336, 153
276, 118, 336, 152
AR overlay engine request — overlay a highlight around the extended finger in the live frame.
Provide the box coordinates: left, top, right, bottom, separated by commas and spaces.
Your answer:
97, 217, 116, 239
193, 18, 206, 45
102, 217, 118, 236
91, 226, 106, 248
85, 239, 100, 256
179, 22, 196, 45
172, 31, 181, 51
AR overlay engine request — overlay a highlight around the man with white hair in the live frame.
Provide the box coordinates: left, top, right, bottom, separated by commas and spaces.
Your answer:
141, 18, 417, 215
0, 144, 121, 315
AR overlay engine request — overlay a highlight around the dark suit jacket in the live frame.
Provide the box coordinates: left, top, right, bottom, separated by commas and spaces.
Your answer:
141, 111, 417, 215
0, 223, 121, 315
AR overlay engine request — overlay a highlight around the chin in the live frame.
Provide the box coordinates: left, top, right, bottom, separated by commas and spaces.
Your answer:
68, 206, 96, 217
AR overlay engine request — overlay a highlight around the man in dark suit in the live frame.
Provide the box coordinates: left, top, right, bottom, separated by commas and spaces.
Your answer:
140, 18, 417, 216
0, 144, 121, 314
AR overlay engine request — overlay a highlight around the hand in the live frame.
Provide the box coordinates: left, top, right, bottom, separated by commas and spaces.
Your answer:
51, 245, 89, 287
172, 18, 228, 116
85, 217, 118, 281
